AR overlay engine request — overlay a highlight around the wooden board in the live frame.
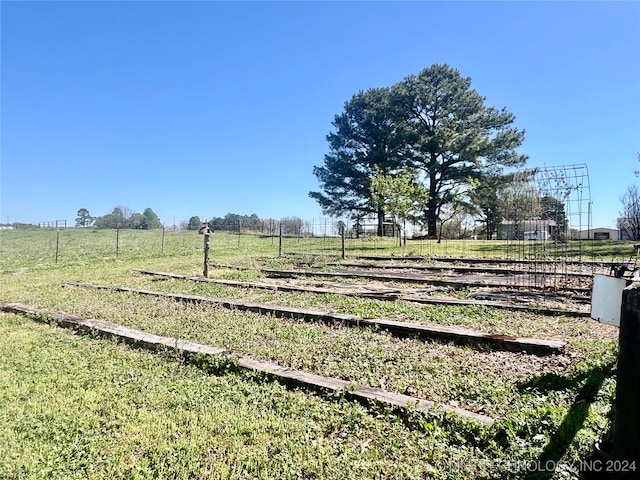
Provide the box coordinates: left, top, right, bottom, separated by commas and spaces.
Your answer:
66, 281, 566, 355
258, 267, 593, 294
331, 261, 594, 278
0, 301, 493, 425
136, 269, 588, 317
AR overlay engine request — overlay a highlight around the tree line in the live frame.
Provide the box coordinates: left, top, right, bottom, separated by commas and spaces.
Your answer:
185, 214, 309, 236
75, 206, 162, 230
309, 63, 531, 240
77, 208, 314, 236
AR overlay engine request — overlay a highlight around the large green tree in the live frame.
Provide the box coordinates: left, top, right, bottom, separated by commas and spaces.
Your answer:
141, 208, 162, 229
309, 87, 410, 236
396, 64, 527, 237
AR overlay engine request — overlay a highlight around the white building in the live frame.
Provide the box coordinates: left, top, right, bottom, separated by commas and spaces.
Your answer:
579, 228, 620, 240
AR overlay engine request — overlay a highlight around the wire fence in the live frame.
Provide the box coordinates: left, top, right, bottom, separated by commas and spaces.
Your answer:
2, 219, 630, 276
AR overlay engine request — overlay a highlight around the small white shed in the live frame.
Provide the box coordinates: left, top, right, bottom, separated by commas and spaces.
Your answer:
579, 228, 619, 240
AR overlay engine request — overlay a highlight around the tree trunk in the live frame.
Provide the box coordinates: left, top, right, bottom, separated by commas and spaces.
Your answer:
377, 208, 384, 237
426, 169, 438, 238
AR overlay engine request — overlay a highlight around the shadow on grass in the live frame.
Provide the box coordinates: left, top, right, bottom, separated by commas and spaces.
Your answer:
519, 359, 616, 480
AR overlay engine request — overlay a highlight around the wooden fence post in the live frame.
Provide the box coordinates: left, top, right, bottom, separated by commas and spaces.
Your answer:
341, 225, 346, 259
611, 283, 640, 473
203, 232, 210, 278
278, 223, 282, 257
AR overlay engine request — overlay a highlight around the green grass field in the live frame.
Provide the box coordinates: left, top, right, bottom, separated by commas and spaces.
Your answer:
0, 228, 629, 479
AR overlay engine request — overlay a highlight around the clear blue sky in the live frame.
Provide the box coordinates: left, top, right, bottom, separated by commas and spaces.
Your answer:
2, 1, 639, 230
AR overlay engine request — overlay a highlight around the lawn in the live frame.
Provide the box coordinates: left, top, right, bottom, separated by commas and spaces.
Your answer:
0, 228, 626, 479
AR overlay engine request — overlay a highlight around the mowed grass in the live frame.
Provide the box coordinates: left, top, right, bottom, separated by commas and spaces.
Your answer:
0, 228, 628, 479
1, 314, 462, 480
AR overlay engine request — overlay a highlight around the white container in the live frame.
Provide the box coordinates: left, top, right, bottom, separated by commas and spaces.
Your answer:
591, 274, 627, 327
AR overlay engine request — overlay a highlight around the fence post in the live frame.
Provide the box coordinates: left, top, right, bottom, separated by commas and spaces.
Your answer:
278, 223, 282, 257
341, 225, 346, 259
161, 226, 165, 254
611, 284, 640, 471
238, 219, 241, 247
55, 228, 60, 263
203, 231, 210, 278
403, 219, 407, 247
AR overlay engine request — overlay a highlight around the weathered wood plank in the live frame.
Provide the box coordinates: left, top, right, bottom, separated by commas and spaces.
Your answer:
399, 294, 591, 318
331, 261, 594, 279
258, 267, 593, 294
207, 263, 593, 292
135, 270, 396, 300
428, 256, 624, 267
136, 269, 588, 317
65, 281, 566, 355
0, 301, 493, 425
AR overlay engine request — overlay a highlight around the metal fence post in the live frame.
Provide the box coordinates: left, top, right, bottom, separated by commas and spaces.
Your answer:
55, 228, 60, 263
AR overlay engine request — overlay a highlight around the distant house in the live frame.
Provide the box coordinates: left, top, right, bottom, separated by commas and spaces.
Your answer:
579, 228, 620, 240
497, 219, 558, 240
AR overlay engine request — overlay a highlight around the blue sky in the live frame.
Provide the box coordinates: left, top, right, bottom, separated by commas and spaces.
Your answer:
1, 1, 639, 230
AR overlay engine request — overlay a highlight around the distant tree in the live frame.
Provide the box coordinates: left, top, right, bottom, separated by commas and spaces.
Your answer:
619, 184, 640, 240
540, 195, 567, 240
187, 216, 202, 231
468, 172, 511, 240
119, 206, 135, 227
436, 195, 477, 242
310, 87, 410, 236
75, 208, 94, 227
280, 217, 303, 236
396, 64, 527, 237
262, 218, 278, 236
140, 208, 162, 229
207, 213, 263, 232
247, 214, 262, 231
94, 207, 122, 228
499, 173, 543, 239
371, 169, 429, 245
128, 213, 146, 229
93, 206, 137, 228
209, 213, 241, 232
439, 207, 476, 240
